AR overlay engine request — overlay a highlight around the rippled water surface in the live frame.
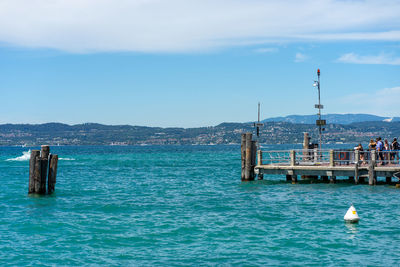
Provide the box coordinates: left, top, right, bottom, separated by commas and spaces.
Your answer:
1, 145, 400, 265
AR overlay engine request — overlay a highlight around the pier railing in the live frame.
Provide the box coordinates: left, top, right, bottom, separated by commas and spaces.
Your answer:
258, 149, 400, 166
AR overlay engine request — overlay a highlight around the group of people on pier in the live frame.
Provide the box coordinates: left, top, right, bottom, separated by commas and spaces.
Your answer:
354, 137, 399, 165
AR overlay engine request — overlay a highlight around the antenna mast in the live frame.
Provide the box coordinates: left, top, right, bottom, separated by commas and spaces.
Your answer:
314, 69, 325, 150
254, 102, 264, 148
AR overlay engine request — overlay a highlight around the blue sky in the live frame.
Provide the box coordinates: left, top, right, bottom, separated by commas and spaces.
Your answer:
0, 0, 399, 127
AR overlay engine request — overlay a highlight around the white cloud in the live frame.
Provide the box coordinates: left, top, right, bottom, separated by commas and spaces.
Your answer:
0, 0, 399, 53
339, 87, 400, 116
295, 52, 308, 62
337, 53, 400, 65
254, 47, 278, 53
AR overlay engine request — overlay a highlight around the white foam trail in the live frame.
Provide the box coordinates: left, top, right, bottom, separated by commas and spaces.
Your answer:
6, 150, 31, 161
60, 158, 75, 161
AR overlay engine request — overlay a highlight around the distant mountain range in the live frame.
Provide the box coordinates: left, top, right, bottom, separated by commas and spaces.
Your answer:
2, 119, 400, 146
262, 114, 400, 125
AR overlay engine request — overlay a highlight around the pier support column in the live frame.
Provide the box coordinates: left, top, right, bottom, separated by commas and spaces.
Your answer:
354, 163, 359, 184
250, 140, 256, 180
329, 149, 335, 167
241, 134, 246, 181
292, 175, 298, 184
330, 176, 336, 184
369, 150, 377, 185
368, 165, 376, 185
290, 150, 296, 166
354, 150, 359, 184
257, 150, 263, 180
244, 133, 254, 181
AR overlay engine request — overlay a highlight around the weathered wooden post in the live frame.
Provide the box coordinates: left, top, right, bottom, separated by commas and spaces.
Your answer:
28, 145, 58, 194
33, 156, 42, 193
329, 150, 334, 167
244, 133, 253, 181
28, 150, 40, 193
369, 150, 377, 185
39, 145, 50, 194
354, 150, 359, 184
241, 134, 246, 181
290, 150, 296, 166
257, 150, 262, 166
251, 140, 257, 179
257, 150, 263, 180
313, 148, 318, 164
302, 132, 310, 180
48, 154, 58, 194
303, 132, 310, 161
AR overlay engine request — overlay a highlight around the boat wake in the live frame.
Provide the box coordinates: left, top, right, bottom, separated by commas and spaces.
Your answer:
6, 150, 31, 161
5, 150, 75, 161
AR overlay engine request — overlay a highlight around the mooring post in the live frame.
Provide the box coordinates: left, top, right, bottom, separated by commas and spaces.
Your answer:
329, 149, 334, 167
33, 156, 42, 193
369, 150, 377, 185
313, 148, 318, 164
28, 150, 40, 194
290, 150, 296, 166
39, 145, 50, 194
48, 154, 58, 194
303, 132, 309, 161
244, 133, 253, 181
241, 134, 246, 181
251, 141, 257, 180
257, 150, 263, 180
354, 150, 360, 184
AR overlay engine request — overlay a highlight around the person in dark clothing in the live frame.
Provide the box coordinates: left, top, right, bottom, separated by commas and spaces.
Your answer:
392, 138, 399, 163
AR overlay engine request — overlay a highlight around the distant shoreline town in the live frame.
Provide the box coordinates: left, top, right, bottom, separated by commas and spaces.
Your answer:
1, 114, 400, 146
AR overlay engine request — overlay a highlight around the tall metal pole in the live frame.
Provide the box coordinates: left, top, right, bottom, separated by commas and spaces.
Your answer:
254, 102, 263, 149
317, 69, 322, 150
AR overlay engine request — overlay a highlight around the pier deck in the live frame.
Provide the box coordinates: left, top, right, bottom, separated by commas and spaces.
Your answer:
255, 148, 400, 184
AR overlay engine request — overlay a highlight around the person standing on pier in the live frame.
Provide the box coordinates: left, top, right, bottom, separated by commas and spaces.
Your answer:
391, 138, 399, 163
376, 137, 384, 165
355, 143, 365, 163
384, 139, 390, 164
368, 139, 376, 150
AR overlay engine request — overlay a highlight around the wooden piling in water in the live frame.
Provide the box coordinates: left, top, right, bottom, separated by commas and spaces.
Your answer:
39, 145, 50, 194
28, 150, 40, 194
244, 133, 253, 181
33, 156, 42, 193
28, 145, 58, 194
241, 134, 246, 181
251, 140, 257, 179
48, 154, 58, 194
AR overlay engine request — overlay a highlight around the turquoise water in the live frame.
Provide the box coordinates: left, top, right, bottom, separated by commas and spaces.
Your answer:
1, 145, 400, 265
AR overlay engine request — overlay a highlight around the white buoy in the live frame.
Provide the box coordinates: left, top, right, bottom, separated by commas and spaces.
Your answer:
344, 205, 360, 223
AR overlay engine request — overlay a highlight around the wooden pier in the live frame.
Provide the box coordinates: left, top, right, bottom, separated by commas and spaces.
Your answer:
241, 132, 400, 185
